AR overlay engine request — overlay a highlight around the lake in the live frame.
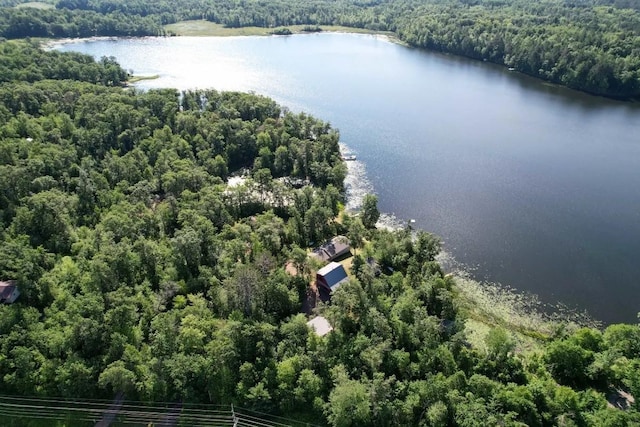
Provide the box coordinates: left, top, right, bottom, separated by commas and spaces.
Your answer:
53, 34, 640, 324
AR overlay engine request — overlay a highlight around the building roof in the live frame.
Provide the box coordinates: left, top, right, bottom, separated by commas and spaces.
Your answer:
307, 316, 333, 337
0, 280, 18, 301
317, 262, 348, 291
311, 236, 351, 262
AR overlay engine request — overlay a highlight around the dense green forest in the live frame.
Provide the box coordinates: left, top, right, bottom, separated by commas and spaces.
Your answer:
1, 39, 640, 426
0, 0, 639, 98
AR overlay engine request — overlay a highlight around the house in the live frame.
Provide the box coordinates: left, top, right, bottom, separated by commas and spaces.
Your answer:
316, 262, 348, 293
311, 236, 351, 262
0, 280, 20, 304
306, 316, 333, 337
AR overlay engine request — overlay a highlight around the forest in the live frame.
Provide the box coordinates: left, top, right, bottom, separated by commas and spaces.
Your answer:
0, 0, 639, 98
1, 39, 640, 426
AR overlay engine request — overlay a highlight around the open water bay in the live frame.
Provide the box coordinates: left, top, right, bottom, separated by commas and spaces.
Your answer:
54, 34, 640, 323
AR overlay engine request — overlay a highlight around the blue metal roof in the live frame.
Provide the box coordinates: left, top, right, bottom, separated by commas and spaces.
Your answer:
317, 262, 348, 291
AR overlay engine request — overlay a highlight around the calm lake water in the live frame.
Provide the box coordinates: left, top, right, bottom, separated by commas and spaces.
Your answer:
53, 34, 640, 324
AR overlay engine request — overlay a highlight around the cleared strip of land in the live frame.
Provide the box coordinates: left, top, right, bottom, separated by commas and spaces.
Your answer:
164, 20, 394, 38
14, 2, 54, 9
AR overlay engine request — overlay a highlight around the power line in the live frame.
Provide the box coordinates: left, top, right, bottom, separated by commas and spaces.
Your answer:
0, 395, 322, 427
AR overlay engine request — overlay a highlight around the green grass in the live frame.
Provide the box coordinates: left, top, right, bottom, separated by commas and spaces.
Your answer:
164, 20, 397, 39
165, 21, 272, 37
127, 74, 160, 84
14, 2, 54, 9
450, 273, 599, 354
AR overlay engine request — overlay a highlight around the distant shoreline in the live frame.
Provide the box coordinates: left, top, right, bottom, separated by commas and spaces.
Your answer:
163, 20, 406, 45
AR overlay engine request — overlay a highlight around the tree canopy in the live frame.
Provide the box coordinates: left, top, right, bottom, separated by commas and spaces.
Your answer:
0, 38, 640, 426
1, 0, 639, 97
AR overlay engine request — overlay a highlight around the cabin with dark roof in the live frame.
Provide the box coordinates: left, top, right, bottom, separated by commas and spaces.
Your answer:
0, 280, 20, 304
311, 236, 351, 263
316, 262, 348, 293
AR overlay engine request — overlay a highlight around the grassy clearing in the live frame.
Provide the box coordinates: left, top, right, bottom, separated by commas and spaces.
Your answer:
164, 20, 397, 39
14, 1, 54, 9
451, 272, 600, 353
454, 274, 559, 337
338, 255, 354, 276
127, 74, 160, 84
165, 21, 272, 37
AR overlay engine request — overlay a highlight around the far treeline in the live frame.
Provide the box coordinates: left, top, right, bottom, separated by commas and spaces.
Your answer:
1, 39, 640, 426
1, 0, 640, 98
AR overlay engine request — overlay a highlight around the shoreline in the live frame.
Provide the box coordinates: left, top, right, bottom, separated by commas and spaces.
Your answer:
163, 20, 407, 46
30, 19, 638, 101
339, 144, 599, 345
42, 29, 634, 101
161, 21, 636, 101
45, 34, 607, 333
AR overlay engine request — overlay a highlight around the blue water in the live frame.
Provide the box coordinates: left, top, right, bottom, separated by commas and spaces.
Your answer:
53, 34, 640, 323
